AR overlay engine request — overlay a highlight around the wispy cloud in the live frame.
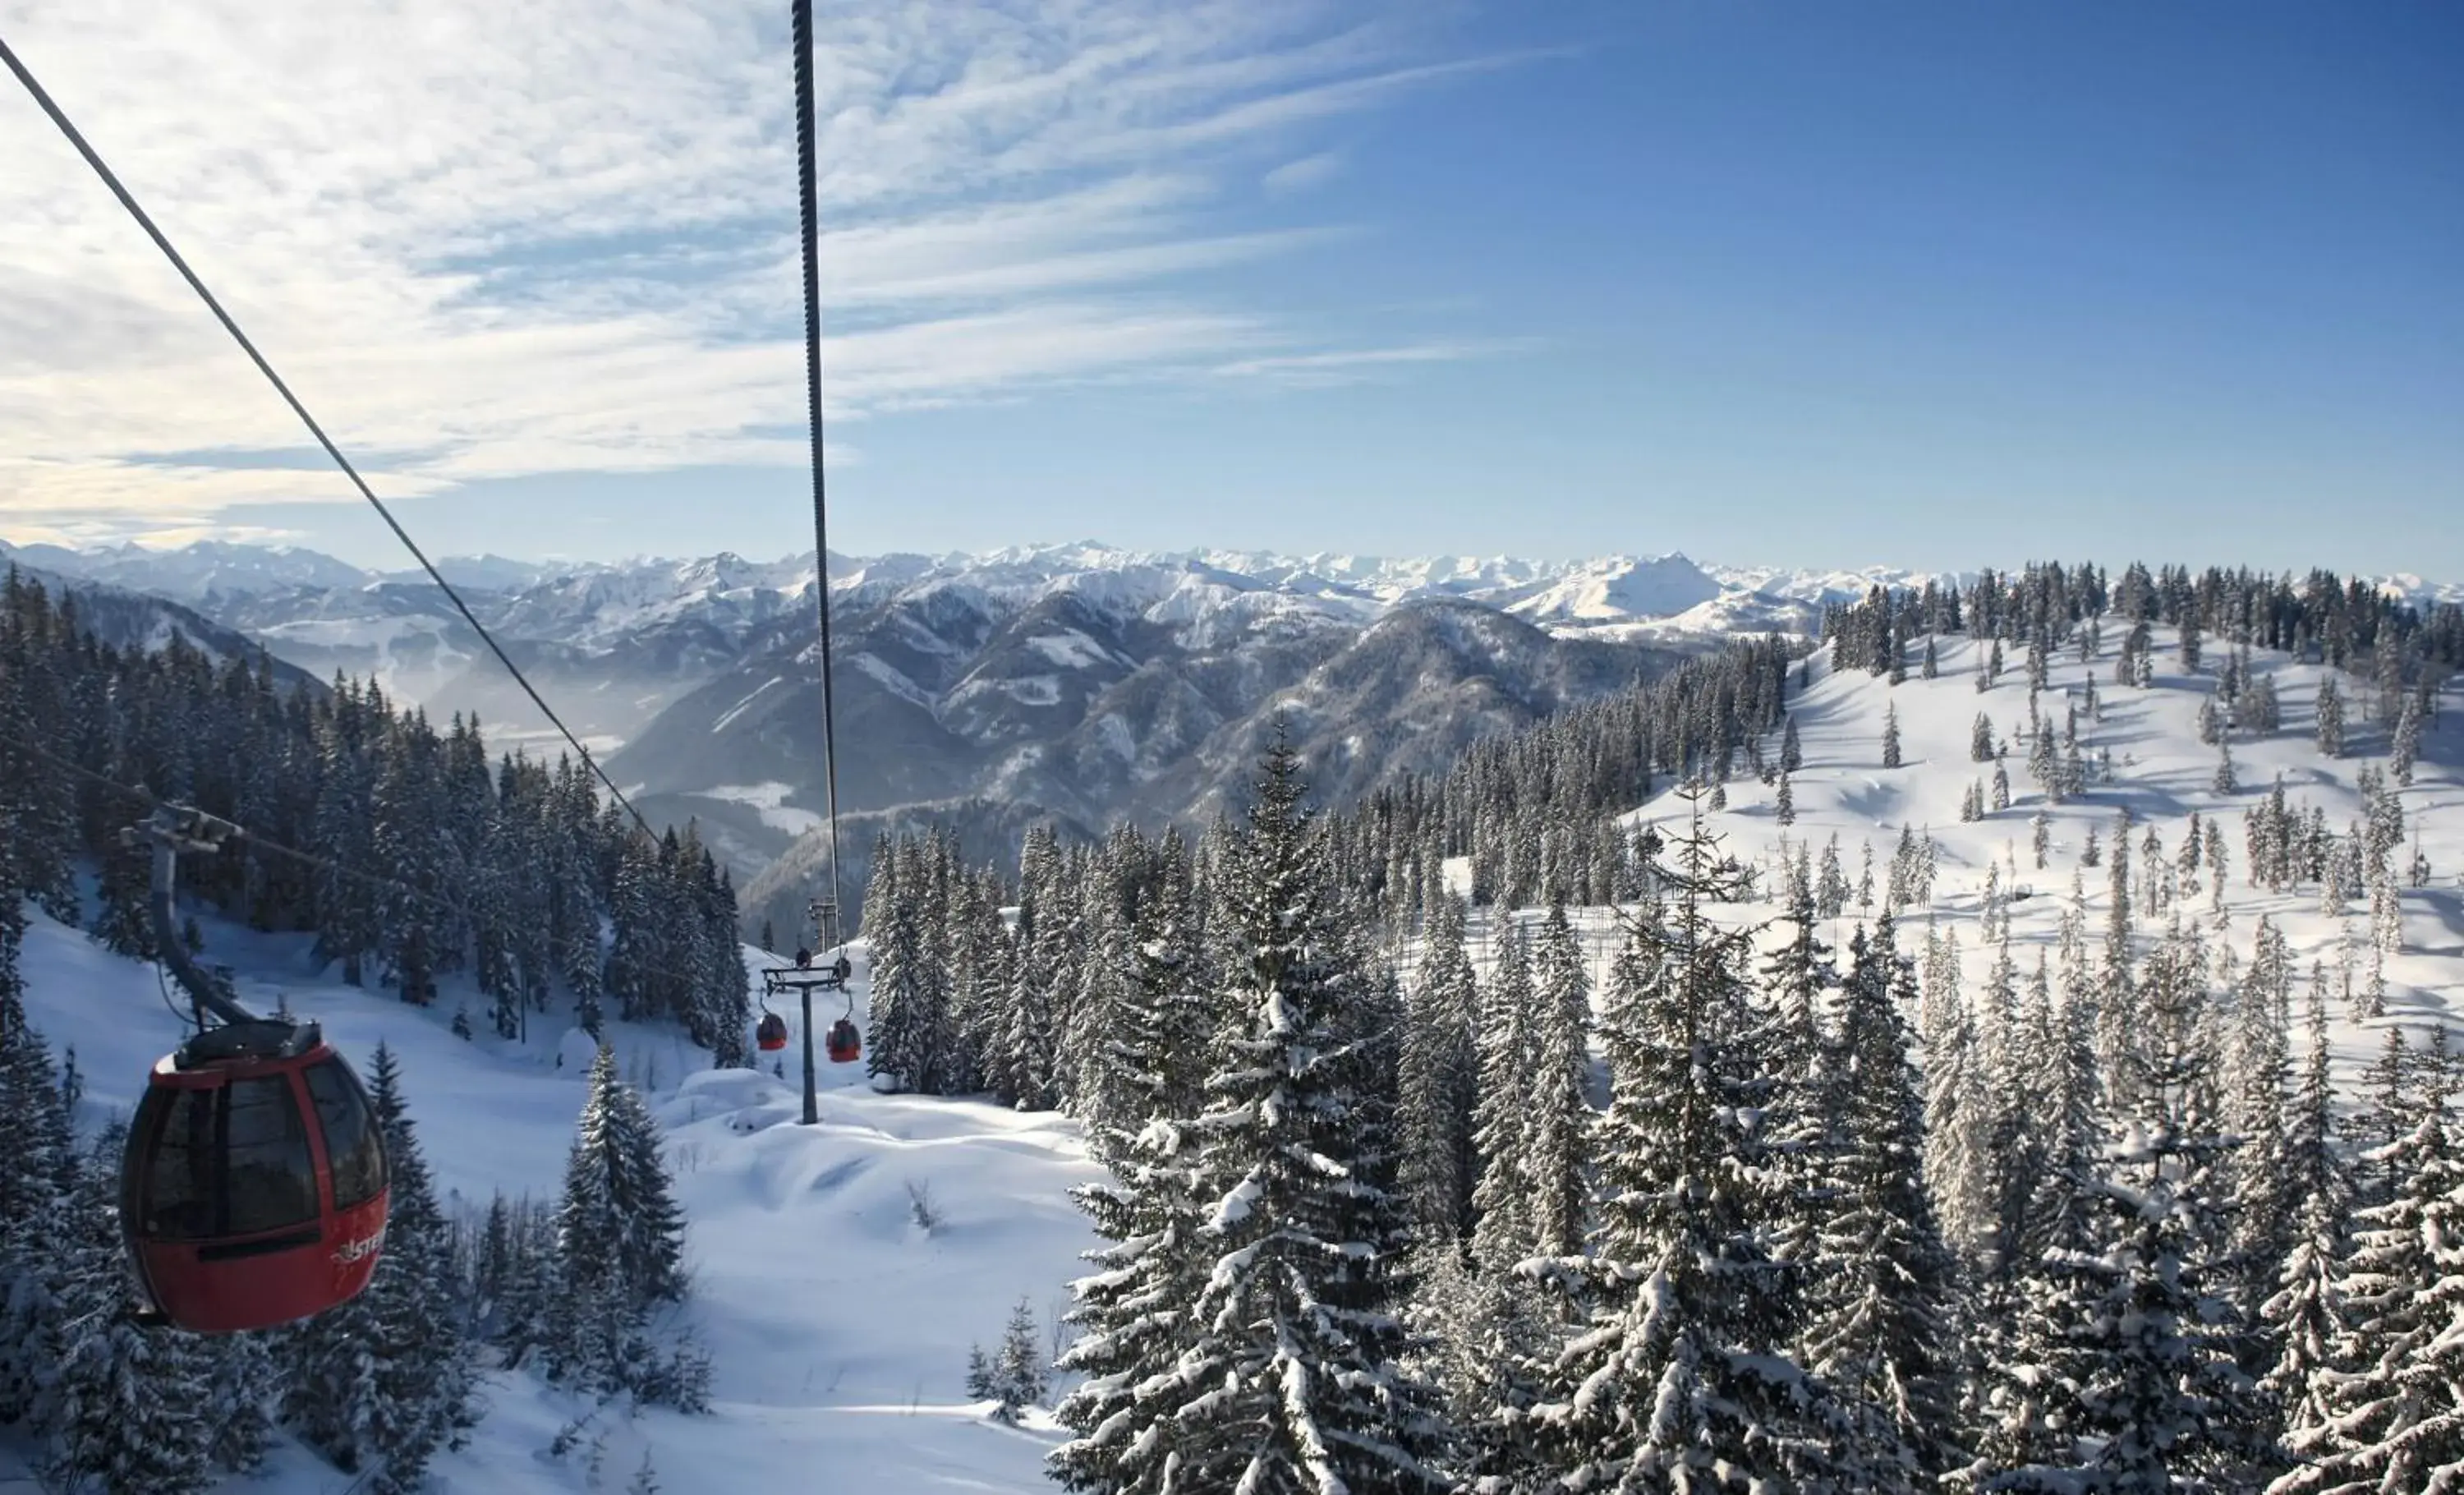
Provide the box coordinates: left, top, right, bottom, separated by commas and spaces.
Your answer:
1212, 338, 1540, 387
1262, 150, 1345, 196
0, 0, 1518, 540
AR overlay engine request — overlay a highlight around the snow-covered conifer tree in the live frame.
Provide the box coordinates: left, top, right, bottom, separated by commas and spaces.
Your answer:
999, 828, 1071, 1111
204, 1331, 279, 1476
2224, 926, 2297, 1327
1804, 913, 1961, 1488
1984, 927, 2275, 1492
362, 1045, 478, 1486
1069, 843, 1147, 1129
2241, 670, 2281, 734
0, 1005, 75, 1429
1760, 881, 1836, 1295
45, 1125, 217, 1495
2315, 675, 2345, 758
1469, 922, 1538, 1272
1050, 894, 1217, 1493
287, 1043, 476, 1488
2261, 982, 2353, 1488
866, 840, 950, 1094
1524, 900, 1593, 1260
1126, 731, 1450, 1492
977, 1295, 1050, 1424
2391, 692, 2422, 786
1924, 963, 1994, 1271
1818, 833, 1849, 919
1527, 788, 1845, 1489
1398, 894, 1480, 1249
1973, 936, 2108, 1479
543, 1045, 690, 1396
2269, 1029, 2464, 1493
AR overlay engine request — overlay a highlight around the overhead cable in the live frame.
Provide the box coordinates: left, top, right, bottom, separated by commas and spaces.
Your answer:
0, 30, 653, 837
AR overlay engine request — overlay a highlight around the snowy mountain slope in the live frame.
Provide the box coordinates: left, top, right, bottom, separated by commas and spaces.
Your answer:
9, 897, 1101, 1494
734, 795, 1104, 949
18, 539, 2453, 651
1142, 597, 1665, 824
0, 538, 370, 601
1698, 561, 1972, 609
7, 535, 1932, 692
1496, 553, 1726, 623
10, 575, 2458, 1493
655, 593, 1680, 917
1580, 626, 2464, 1106
2375, 573, 2464, 610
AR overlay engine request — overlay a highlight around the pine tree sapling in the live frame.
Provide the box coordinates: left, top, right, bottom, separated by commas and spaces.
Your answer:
977, 1295, 1051, 1424
544, 1045, 693, 1405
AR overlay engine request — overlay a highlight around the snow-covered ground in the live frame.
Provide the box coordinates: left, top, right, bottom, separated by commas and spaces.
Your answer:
691, 781, 828, 837
8, 910, 1101, 1493
1624, 630, 2462, 1092
7, 615, 2457, 1493
1413, 624, 2462, 1111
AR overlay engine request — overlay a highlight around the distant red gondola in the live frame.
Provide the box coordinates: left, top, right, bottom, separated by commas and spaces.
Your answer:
825, 1018, 861, 1065
121, 1019, 389, 1335
756, 1012, 790, 1052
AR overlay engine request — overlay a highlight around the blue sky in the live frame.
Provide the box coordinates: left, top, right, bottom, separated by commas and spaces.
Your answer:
4, 0, 2457, 578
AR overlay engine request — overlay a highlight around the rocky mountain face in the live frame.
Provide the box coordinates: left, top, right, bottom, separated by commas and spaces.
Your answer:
619, 581, 1680, 886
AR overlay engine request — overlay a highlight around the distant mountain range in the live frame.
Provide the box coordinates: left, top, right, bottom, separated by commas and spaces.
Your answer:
7, 535, 2450, 895
0, 548, 327, 697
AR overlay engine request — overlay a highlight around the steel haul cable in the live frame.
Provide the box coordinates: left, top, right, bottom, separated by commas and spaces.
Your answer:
789, 0, 848, 945
784, 0, 856, 1125
0, 30, 654, 839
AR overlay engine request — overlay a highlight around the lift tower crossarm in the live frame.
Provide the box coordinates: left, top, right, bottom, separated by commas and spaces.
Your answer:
129, 804, 261, 1029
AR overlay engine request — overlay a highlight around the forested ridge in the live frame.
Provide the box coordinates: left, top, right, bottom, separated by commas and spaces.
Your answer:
0, 568, 751, 1054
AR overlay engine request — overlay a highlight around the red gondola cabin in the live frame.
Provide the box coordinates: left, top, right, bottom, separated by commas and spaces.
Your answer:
756, 1013, 789, 1052
825, 1018, 861, 1065
121, 1019, 389, 1335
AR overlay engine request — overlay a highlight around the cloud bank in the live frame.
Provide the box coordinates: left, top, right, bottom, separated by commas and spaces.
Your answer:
0, 0, 1509, 541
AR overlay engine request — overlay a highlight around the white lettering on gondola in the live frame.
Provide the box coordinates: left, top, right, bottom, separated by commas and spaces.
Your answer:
332, 1226, 387, 1267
